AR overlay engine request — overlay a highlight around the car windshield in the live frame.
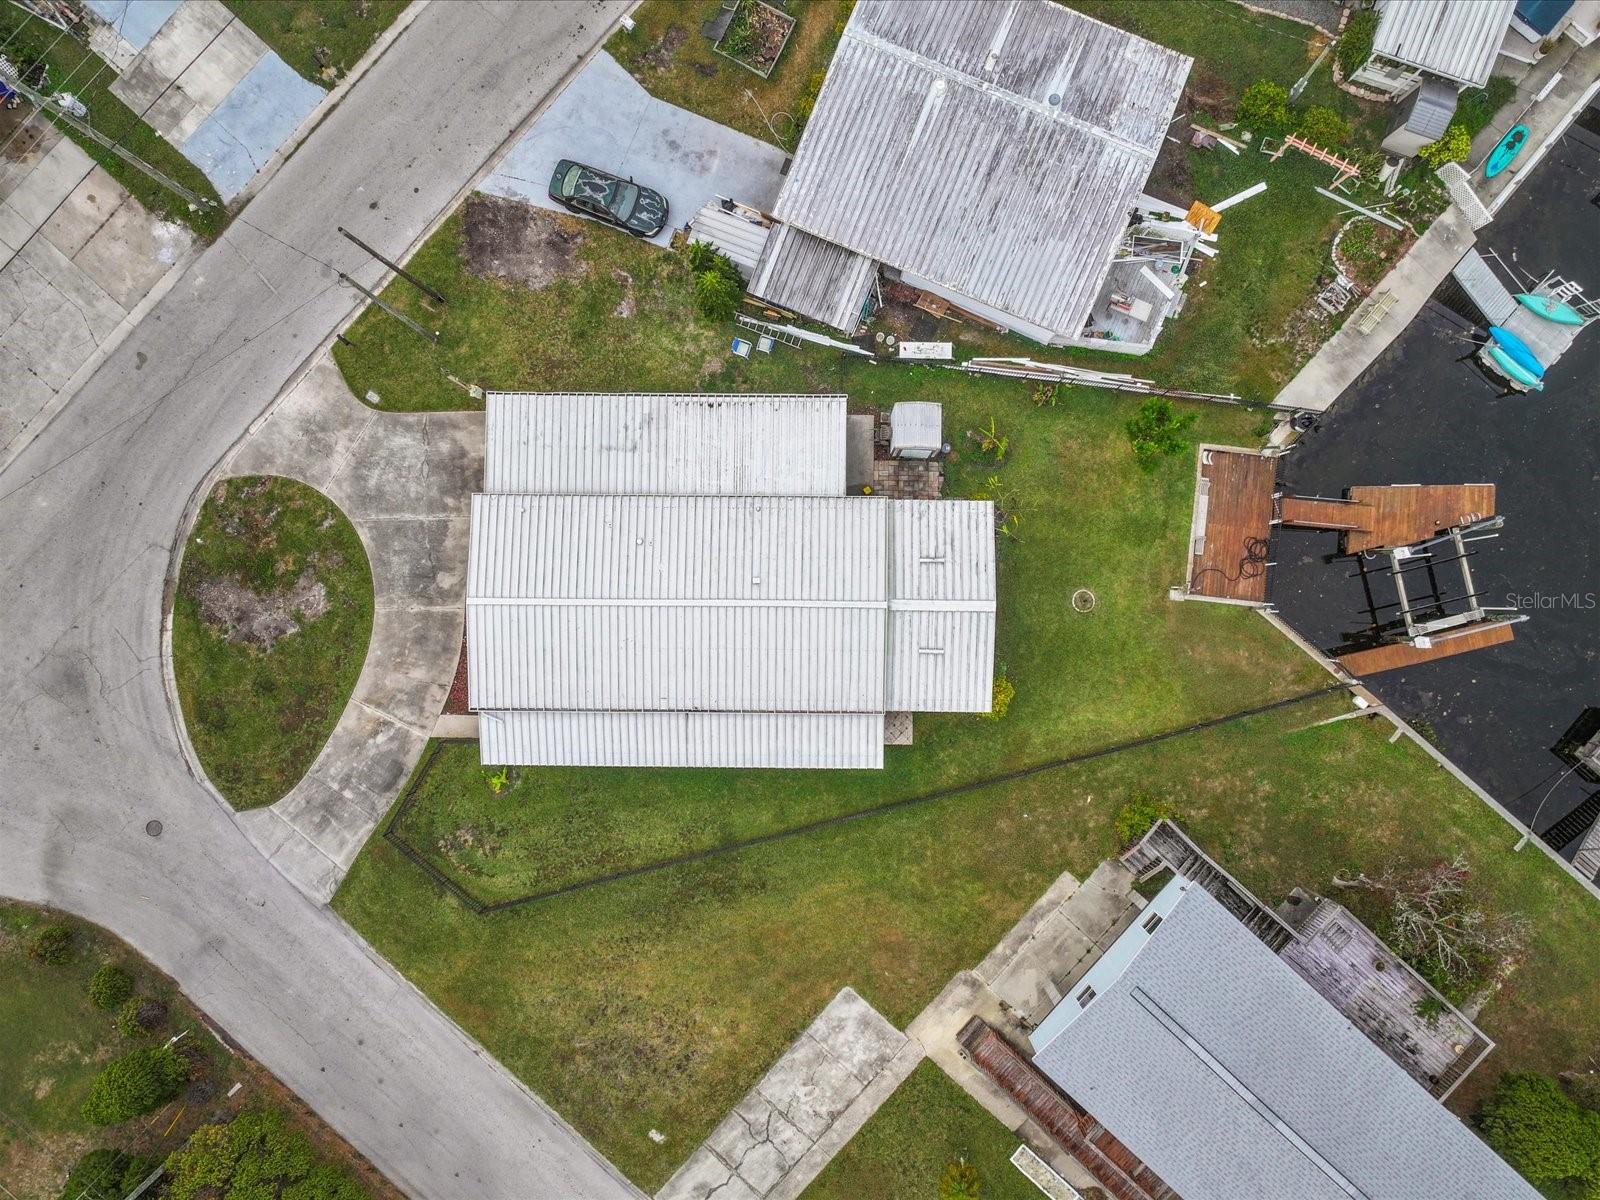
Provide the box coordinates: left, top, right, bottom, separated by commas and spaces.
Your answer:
611, 182, 639, 221
560, 164, 583, 198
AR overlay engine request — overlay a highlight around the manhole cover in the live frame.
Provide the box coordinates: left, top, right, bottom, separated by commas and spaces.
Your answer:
145, 820, 163, 838
1071, 588, 1097, 613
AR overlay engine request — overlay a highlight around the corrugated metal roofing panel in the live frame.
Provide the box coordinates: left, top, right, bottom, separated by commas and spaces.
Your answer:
479, 710, 885, 768
468, 494, 885, 601
1373, 0, 1516, 87
887, 610, 995, 710
688, 204, 773, 279
772, 0, 1191, 337
748, 224, 879, 331
467, 494, 889, 712
1032, 885, 1542, 1200
890, 500, 996, 602
1402, 78, 1459, 141
485, 393, 847, 496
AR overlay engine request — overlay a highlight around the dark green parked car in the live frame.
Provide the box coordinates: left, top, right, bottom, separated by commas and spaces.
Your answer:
548, 158, 669, 238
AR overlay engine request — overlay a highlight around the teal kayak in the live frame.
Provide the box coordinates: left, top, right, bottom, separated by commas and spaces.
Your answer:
1515, 292, 1586, 326
1485, 125, 1528, 178
1487, 325, 1544, 377
1485, 343, 1544, 390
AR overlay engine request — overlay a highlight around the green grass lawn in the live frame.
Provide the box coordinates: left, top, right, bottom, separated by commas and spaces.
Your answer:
800, 1061, 1038, 1200
222, 1, 408, 84
0, 7, 226, 238
607, 0, 853, 148
337, 697, 1600, 1191
173, 476, 373, 810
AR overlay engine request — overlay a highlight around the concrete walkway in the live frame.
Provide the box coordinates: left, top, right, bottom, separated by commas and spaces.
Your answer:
0, 112, 193, 470
1472, 39, 1600, 214
221, 356, 479, 902
1272, 204, 1476, 412
481, 51, 789, 247
658, 988, 923, 1200
905, 862, 1144, 1198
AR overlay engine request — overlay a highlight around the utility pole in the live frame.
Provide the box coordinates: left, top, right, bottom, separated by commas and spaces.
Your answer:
338, 226, 446, 304
338, 272, 439, 343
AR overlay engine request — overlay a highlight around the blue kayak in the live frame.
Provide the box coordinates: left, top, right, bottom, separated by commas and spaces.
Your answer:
1485, 125, 1528, 178
1485, 344, 1544, 391
1515, 292, 1586, 326
1487, 325, 1545, 377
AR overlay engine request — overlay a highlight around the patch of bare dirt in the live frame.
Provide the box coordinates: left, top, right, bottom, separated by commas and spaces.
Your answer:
1186, 70, 1237, 123
611, 268, 637, 317
462, 194, 587, 291
193, 569, 328, 648
638, 24, 686, 71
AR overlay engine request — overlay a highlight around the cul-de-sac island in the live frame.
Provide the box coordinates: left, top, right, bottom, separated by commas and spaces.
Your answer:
5, 1, 1600, 1198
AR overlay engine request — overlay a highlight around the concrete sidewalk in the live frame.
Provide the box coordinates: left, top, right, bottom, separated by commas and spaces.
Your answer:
1472, 39, 1600, 214
658, 988, 923, 1200
481, 51, 789, 247
222, 356, 479, 902
1272, 204, 1476, 412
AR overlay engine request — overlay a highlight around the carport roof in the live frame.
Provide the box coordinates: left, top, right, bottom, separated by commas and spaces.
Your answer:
771, 0, 1190, 337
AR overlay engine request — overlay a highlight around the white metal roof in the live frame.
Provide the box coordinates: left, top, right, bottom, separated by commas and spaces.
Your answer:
1373, 0, 1515, 87
479, 710, 884, 769
1033, 884, 1540, 1200
772, 0, 1191, 337
748, 223, 879, 332
485, 392, 848, 496
890, 402, 943, 455
467, 494, 997, 717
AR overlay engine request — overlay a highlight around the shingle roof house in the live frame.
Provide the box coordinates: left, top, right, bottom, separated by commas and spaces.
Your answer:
1030, 878, 1540, 1200
467, 393, 996, 769
764, 0, 1192, 344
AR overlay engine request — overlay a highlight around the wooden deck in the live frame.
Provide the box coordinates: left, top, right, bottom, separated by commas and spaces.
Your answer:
1279, 897, 1492, 1099
1344, 484, 1495, 552
1278, 495, 1371, 531
1188, 449, 1277, 603
959, 1018, 1174, 1200
1337, 620, 1516, 675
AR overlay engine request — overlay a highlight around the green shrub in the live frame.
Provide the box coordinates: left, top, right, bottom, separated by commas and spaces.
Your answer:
695, 270, 742, 321
1124, 397, 1195, 469
165, 1109, 369, 1200
114, 995, 168, 1037
58, 1147, 158, 1200
939, 1158, 982, 1200
1337, 8, 1379, 77
88, 963, 134, 1010
1296, 105, 1351, 147
1237, 79, 1290, 132
685, 241, 745, 321
1114, 796, 1182, 848
1419, 121, 1472, 167
1413, 995, 1448, 1026
29, 923, 74, 965
982, 674, 1015, 721
1478, 1072, 1600, 1189
1457, 76, 1518, 138
81, 1045, 189, 1126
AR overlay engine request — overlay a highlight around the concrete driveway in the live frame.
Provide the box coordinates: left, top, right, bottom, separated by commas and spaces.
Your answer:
0, 111, 192, 470
0, 3, 641, 1197
221, 357, 480, 902
480, 50, 788, 245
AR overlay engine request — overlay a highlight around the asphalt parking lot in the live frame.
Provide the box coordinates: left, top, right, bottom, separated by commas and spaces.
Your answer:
1270, 103, 1600, 852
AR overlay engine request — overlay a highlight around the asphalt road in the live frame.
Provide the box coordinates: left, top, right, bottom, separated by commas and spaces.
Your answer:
0, 3, 639, 1197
